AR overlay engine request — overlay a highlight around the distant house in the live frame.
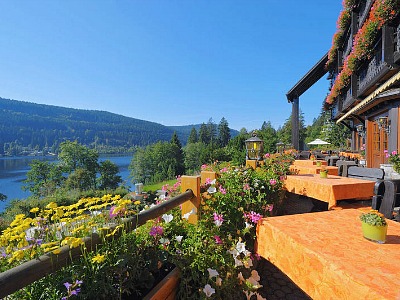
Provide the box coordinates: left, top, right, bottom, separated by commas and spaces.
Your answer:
287, 0, 400, 168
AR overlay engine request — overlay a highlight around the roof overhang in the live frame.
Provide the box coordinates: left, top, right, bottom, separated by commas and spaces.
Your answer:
286, 53, 329, 102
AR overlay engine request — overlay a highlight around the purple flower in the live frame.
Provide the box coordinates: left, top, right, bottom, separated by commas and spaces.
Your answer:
64, 282, 72, 290
149, 226, 164, 237
219, 186, 226, 194
269, 179, 277, 185
214, 235, 223, 244
213, 212, 224, 227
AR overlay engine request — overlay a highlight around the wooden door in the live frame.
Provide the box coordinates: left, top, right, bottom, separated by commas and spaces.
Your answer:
369, 120, 388, 168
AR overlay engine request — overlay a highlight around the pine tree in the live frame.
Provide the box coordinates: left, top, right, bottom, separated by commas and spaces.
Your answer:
188, 127, 198, 144
218, 117, 231, 147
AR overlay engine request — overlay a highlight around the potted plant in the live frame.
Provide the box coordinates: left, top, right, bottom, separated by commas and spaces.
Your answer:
359, 210, 388, 244
319, 167, 328, 178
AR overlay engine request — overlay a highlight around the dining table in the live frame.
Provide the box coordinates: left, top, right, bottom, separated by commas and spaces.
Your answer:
256, 209, 400, 300
284, 174, 375, 209
290, 165, 339, 175
292, 159, 328, 167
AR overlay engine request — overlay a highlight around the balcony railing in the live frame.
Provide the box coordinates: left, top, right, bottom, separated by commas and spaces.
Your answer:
356, 36, 393, 97
357, 0, 373, 28
342, 87, 355, 111
394, 23, 400, 63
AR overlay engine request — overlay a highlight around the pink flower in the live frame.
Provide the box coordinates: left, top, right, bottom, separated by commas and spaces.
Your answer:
243, 183, 250, 191
264, 204, 274, 212
205, 178, 213, 185
214, 235, 223, 244
213, 212, 224, 227
201, 164, 208, 170
219, 186, 226, 194
244, 211, 262, 224
264, 153, 270, 158
220, 167, 228, 173
392, 151, 397, 156
269, 179, 277, 185
149, 226, 164, 237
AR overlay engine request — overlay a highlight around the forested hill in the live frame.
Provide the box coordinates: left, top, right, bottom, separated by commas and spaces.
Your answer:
0, 98, 215, 155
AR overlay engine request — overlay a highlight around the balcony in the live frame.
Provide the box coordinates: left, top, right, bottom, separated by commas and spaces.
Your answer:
342, 86, 355, 111
357, 0, 373, 28
331, 98, 343, 120
394, 23, 400, 63
356, 38, 393, 97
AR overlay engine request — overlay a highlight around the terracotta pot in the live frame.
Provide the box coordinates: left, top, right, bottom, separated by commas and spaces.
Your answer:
361, 222, 387, 244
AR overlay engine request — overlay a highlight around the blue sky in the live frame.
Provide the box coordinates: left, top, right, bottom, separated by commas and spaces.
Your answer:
0, 1, 343, 131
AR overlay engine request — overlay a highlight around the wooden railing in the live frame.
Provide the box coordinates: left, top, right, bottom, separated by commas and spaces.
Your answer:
0, 175, 206, 298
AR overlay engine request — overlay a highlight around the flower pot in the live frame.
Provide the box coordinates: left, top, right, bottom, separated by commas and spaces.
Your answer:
319, 171, 328, 178
316, 161, 322, 167
361, 222, 387, 244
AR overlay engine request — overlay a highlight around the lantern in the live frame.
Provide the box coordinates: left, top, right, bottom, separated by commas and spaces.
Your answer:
276, 141, 285, 154
245, 133, 264, 160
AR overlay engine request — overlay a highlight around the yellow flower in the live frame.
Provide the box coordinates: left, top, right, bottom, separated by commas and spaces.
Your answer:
134, 200, 141, 205
53, 248, 61, 255
30, 207, 40, 213
46, 202, 57, 209
92, 254, 105, 264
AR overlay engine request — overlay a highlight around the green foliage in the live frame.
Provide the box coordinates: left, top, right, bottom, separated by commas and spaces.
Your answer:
218, 117, 231, 147
98, 160, 122, 190
187, 127, 198, 144
22, 160, 64, 197
360, 210, 387, 226
258, 121, 278, 153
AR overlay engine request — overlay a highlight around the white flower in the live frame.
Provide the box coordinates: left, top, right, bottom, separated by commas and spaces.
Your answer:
234, 257, 243, 267
175, 235, 183, 243
162, 214, 173, 223
236, 241, 247, 254
183, 208, 196, 220
246, 270, 262, 289
203, 284, 215, 297
207, 268, 219, 278
243, 257, 253, 269
245, 222, 253, 229
207, 186, 217, 194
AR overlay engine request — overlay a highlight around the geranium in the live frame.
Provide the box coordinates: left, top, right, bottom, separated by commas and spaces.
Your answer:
387, 150, 400, 172
149, 226, 163, 237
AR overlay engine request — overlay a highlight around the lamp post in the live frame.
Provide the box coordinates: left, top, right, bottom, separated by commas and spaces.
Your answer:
245, 132, 264, 168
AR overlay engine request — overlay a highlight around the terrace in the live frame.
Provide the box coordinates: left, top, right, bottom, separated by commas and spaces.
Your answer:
1, 149, 399, 299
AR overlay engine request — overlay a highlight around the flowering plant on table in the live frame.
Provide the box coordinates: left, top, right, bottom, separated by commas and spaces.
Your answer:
386, 150, 400, 172
359, 210, 387, 226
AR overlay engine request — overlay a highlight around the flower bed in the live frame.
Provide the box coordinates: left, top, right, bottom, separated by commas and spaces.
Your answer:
0, 153, 294, 299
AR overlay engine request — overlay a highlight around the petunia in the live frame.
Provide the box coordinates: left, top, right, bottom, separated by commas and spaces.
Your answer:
203, 284, 215, 297
162, 214, 173, 223
175, 235, 183, 243
207, 268, 219, 278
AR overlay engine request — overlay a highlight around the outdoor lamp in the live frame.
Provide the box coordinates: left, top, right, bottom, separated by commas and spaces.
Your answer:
245, 133, 264, 160
355, 124, 365, 138
377, 117, 390, 134
276, 141, 285, 154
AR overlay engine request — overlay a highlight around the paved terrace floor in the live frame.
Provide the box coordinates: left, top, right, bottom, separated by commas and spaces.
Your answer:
255, 193, 371, 299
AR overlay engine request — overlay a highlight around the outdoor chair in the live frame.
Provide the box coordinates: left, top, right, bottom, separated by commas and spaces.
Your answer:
347, 166, 384, 181
297, 151, 311, 160
336, 160, 357, 176
372, 179, 400, 220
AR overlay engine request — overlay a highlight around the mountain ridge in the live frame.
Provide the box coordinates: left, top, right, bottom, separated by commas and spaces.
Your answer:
0, 97, 238, 155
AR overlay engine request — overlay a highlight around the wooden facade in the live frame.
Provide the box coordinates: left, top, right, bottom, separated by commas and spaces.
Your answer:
288, 0, 400, 168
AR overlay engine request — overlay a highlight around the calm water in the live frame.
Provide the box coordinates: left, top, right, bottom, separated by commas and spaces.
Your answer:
0, 155, 133, 212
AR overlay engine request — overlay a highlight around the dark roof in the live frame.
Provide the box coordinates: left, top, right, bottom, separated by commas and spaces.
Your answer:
286, 53, 329, 102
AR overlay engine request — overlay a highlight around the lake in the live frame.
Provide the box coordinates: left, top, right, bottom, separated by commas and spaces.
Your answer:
0, 155, 133, 212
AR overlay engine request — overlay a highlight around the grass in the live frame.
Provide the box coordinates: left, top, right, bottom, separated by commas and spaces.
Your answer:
143, 179, 179, 192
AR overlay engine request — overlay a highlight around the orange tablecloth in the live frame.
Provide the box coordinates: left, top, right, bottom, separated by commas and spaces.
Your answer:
290, 165, 338, 175
256, 209, 400, 300
339, 152, 362, 160
284, 174, 375, 209
293, 159, 327, 166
